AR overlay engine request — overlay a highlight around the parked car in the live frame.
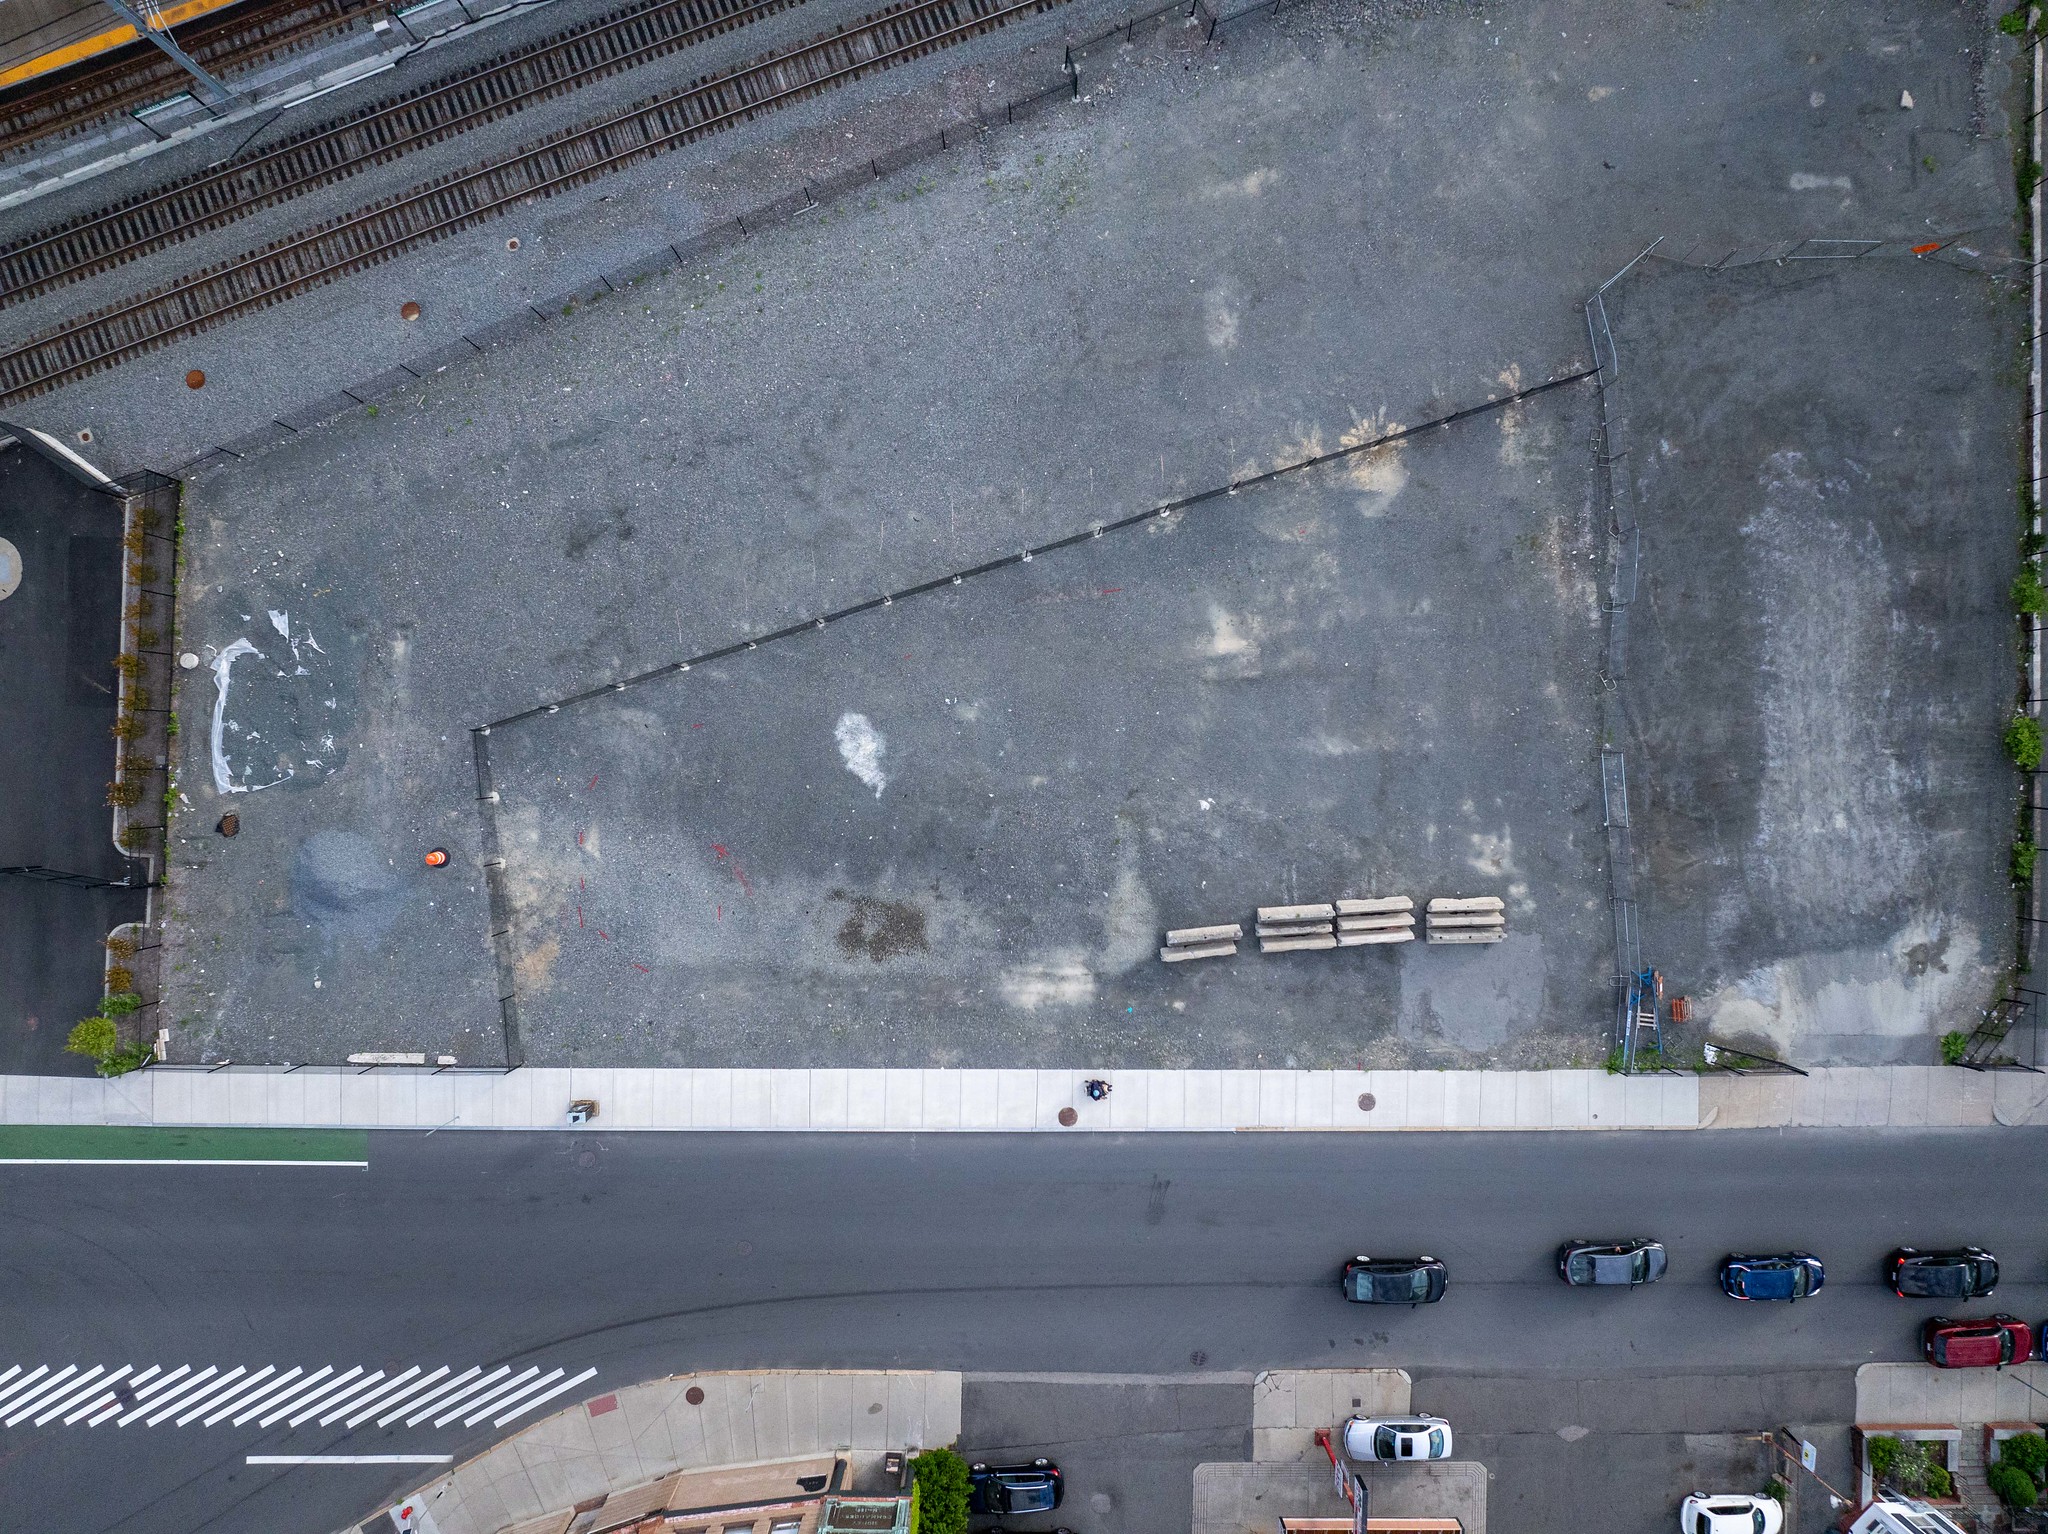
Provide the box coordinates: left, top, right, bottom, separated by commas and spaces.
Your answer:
1921, 1314, 2033, 1368
968, 1461, 1063, 1514
1679, 1492, 1784, 1534
1886, 1247, 1999, 1300
1340, 1255, 1447, 1305
1558, 1239, 1668, 1287
1341, 1415, 1454, 1462
1719, 1253, 1824, 1302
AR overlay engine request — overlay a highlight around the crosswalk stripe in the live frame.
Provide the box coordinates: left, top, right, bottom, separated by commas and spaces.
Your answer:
352, 1365, 446, 1426
175, 1367, 257, 1426
437, 1367, 537, 1427
466, 1367, 559, 1426
198, 1366, 278, 1425
294, 1370, 383, 1426
497, 1367, 598, 1428
40, 1365, 126, 1425
324, 1366, 416, 1425
6, 1366, 80, 1424
138, 1366, 221, 1425
262, 1366, 361, 1427
117, 1364, 192, 1425
0, 1362, 600, 1430
86, 1364, 160, 1425
22, 1367, 103, 1426
388, 1366, 481, 1426
234, 1368, 321, 1425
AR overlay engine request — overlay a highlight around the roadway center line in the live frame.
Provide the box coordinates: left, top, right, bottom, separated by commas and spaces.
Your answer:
246, 1454, 452, 1465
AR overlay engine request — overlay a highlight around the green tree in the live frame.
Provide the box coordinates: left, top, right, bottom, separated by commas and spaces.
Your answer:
2002, 1433, 2048, 1485
66, 1016, 117, 1061
1990, 1462, 2037, 1508
2008, 715, 2044, 771
911, 1448, 972, 1534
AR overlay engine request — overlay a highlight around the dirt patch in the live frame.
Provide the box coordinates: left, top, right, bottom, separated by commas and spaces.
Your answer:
835, 897, 929, 963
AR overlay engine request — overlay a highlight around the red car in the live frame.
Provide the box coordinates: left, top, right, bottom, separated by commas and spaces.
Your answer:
1921, 1314, 2033, 1368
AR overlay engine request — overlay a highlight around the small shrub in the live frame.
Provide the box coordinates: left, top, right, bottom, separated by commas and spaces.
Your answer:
2017, 563, 2048, 615
2002, 1433, 2048, 1485
1762, 1476, 1788, 1505
117, 825, 150, 852
105, 966, 133, 992
2016, 836, 2039, 884
106, 934, 136, 959
2023, 158, 2047, 205
2001, 5, 2038, 36
2009, 716, 2044, 770
1926, 1464, 1954, 1499
166, 711, 179, 738
105, 779, 143, 808
66, 1016, 117, 1060
1990, 1462, 2038, 1509
911, 1449, 971, 1534
112, 653, 141, 678
110, 715, 145, 742
97, 1044, 153, 1078
1868, 1436, 1902, 1482
100, 992, 142, 1017
1941, 1030, 1970, 1065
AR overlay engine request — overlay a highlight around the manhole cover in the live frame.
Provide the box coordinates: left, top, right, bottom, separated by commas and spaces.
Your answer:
0, 538, 18, 601
685, 1385, 705, 1405
1058, 1106, 1078, 1126
1357, 1093, 1376, 1112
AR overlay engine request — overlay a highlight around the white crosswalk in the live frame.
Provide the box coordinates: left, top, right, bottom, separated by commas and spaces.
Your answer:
0, 1361, 597, 1430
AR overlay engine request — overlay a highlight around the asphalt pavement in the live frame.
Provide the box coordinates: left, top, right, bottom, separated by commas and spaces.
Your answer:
4, 1128, 2046, 1534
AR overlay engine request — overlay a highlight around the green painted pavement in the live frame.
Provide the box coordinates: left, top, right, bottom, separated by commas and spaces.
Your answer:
0, 1125, 368, 1164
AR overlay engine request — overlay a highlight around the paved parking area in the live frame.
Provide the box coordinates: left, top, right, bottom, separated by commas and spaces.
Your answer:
111, 0, 2029, 1065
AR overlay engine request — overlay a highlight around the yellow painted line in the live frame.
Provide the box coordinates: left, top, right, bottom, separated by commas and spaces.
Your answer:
0, 0, 253, 90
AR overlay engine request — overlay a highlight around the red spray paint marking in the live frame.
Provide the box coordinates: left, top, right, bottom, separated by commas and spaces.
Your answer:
579, 876, 586, 891
576, 831, 584, 847
731, 863, 753, 896
712, 844, 728, 860
717, 904, 723, 920
577, 906, 584, 927
632, 963, 651, 973
587, 773, 600, 790
692, 722, 705, 729
598, 930, 612, 941
1912, 242, 1942, 255
1099, 587, 1122, 595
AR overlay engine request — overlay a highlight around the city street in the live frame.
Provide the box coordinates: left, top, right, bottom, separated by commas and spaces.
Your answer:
4, 1128, 2045, 1534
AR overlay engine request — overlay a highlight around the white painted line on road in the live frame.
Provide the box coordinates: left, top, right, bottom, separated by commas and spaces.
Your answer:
322, 1366, 413, 1425
177, 1366, 260, 1426
39, 1365, 124, 1425
352, 1366, 446, 1426
85, 1364, 160, 1425
295, 1369, 383, 1425
247, 1454, 452, 1465
152, 1366, 245, 1426
0, 1159, 368, 1167
0, 1365, 51, 1415
198, 1365, 278, 1425
402, 1366, 498, 1426
380, 1365, 474, 1426
230, 1366, 312, 1425
21, 1366, 102, 1425
433, 1366, 533, 1426
463, 1367, 557, 1425
261, 1365, 361, 1426
116, 1364, 190, 1425
6, 1365, 80, 1424
137, 1365, 221, 1425
495, 1367, 597, 1427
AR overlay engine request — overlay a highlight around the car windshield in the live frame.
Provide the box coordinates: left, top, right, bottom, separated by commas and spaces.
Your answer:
1371, 1269, 1429, 1302
1428, 1429, 1446, 1457
1013, 1486, 1055, 1511
1375, 1427, 1400, 1458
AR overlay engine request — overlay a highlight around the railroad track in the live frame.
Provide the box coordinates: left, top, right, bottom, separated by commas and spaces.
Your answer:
0, 0, 1067, 405
0, 0, 371, 159
0, 0, 811, 307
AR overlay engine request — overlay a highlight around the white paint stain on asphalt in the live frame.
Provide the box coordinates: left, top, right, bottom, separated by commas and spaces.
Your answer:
834, 711, 887, 797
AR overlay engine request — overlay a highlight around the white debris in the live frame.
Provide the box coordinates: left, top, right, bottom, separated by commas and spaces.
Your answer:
834, 711, 888, 798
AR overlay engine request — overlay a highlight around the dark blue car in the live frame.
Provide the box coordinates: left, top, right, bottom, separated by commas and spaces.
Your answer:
1720, 1253, 1824, 1302
968, 1460, 1063, 1515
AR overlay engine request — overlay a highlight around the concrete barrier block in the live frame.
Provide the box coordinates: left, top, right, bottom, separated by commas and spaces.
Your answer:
1166, 923, 1243, 944
1256, 919, 1335, 938
1335, 896, 1412, 915
1337, 930, 1414, 946
1426, 912, 1506, 928
1425, 929, 1506, 944
1259, 934, 1338, 954
1258, 903, 1336, 923
1428, 896, 1505, 913
1160, 940, 1236, 963
1337, 912, 1415, 931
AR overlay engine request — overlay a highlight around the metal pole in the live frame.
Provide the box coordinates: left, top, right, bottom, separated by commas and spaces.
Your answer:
96, 0, 239, 110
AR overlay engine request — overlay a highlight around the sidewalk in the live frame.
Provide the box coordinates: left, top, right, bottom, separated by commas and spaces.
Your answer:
2, 1065, 2040, 1134
1, 1068, 1699, 1132
362, 1370, 960, 1534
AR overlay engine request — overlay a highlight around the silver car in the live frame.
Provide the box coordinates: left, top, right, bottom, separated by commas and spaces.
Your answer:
1341, 1415, 1454, 1462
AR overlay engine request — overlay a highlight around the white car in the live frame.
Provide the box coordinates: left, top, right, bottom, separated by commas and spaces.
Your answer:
1679, 1493, 1784, 1534
1341, 1415, 1453, 1462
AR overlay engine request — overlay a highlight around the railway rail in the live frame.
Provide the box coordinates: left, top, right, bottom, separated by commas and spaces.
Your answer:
0, 0, 372, 159
0, 0, 811, 307
0, 0, 1068, 405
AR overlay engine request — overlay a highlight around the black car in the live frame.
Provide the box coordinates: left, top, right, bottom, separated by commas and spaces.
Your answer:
1340, 1255, 1447, 1306
1888, 1247, 1999, 1300
968, 1460, 1063, 1515
1557, 1238, 1668, 1287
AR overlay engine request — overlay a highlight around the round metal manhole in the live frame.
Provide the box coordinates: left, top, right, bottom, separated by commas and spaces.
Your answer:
685, 1386, 705, 1406
1057, 1106, 1078, 1127
1357, 1092, 1376, 1112
0, 537, 20, 601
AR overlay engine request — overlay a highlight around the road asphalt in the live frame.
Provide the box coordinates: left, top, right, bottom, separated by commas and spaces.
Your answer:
4, 1127, 2044, 1534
